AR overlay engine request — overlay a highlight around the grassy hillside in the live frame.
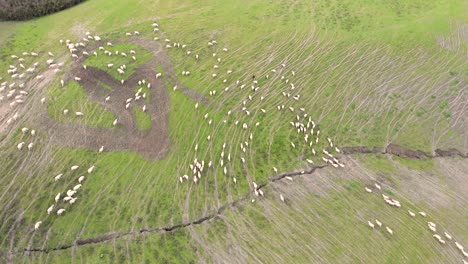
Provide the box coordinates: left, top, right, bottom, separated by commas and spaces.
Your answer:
0, 0, 466, 263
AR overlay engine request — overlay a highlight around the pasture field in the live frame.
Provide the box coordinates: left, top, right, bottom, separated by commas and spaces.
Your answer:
0, 0, 467, 263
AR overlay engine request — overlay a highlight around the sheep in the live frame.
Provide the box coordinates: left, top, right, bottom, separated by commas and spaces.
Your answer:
280, 194, 285, 202
368, 221, 375, 229
99, 146, 104, 153
55, 193, 61, 203
47, 204, 54, 214
63, 196, 72, 202
21, 127, 29, 133
87, 165, 95, 174
78, 176, 85, 183
433, 235, 445, 244
365, 187, 372, 193
444, 232, 452, 240
70, 198, 77, 204
17, 142, 25, 150
408, 210, 416, 217
34, 221, 42, 230
71, 165, 79, 171
67, 190, 76, 197
113, 119, 118, 126
455, 242, 464, 251
27, 142, 34, 150
41, 97, 46, 104
73, 184, 82, 191
54, 173, 63, 181
57, 209, 65, 215
418, 211, 427, 217
375, 183, 381, 190
375, 219, 382, 227
386, 226, 393, 235
75, 112, 84, 116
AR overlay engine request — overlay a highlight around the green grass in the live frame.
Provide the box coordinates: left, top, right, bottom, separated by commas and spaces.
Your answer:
84, 43, 152, 80
47, 80, 115, 127
0, 0, 467, 262
131, 105, 151, 131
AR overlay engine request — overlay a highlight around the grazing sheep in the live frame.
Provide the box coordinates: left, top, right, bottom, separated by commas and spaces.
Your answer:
75, 112, 84, 116
368, 221, 375, 229
444, 232, 452, 240
73, 184, 82, 191
419, 211, 427, 217
55, 193, 61, 203
54, 173, 63, 181
280, 194, 285, 202
47, 205, 54, 214
386, 226, 393, 235
71, 165, 79, 171
365, 187, 372, 193
34, 221, 42, 230
408, 210, 416, 217
27, 143, 34, 150
57, 209, 65, 215
78, 176, 85, 183
17, 142, 25, 150
87, 165, 95, 174
67, 190, 76, 197
375, 219, 382, 227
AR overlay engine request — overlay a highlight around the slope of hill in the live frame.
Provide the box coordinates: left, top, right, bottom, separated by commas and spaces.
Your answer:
0, 0, 466, 263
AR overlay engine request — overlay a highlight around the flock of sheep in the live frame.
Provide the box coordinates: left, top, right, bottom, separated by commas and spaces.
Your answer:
0, 20, 466, 262
364, 182, 467, 261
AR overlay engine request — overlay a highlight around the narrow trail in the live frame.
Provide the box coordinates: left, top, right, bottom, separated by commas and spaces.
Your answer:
14, 144, 466, 255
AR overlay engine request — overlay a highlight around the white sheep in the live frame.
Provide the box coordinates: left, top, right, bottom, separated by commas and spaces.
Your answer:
78, 176, 85, 183
54, 173, 63, 181
375, 219, 382, 227
386, 226, 393, 235
47, 204, 54, 214
73, 184, 82, 191
57, 209, 65, 215
75, 112, 84, 116
87, 165, 95, 174
368, 221, 375, 229
17, 142, 25, 150
71, 165, 79, 171
444, 232, 452, 240
55, 193, 61, 203
34, 221, 42, 230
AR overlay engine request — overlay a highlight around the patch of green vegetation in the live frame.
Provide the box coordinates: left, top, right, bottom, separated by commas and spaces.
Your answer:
358, 154, 397, 174
394, 157, 435, 172
131, 105, 151, 132
84, 43, 152, 80
47, 80, 115, 127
